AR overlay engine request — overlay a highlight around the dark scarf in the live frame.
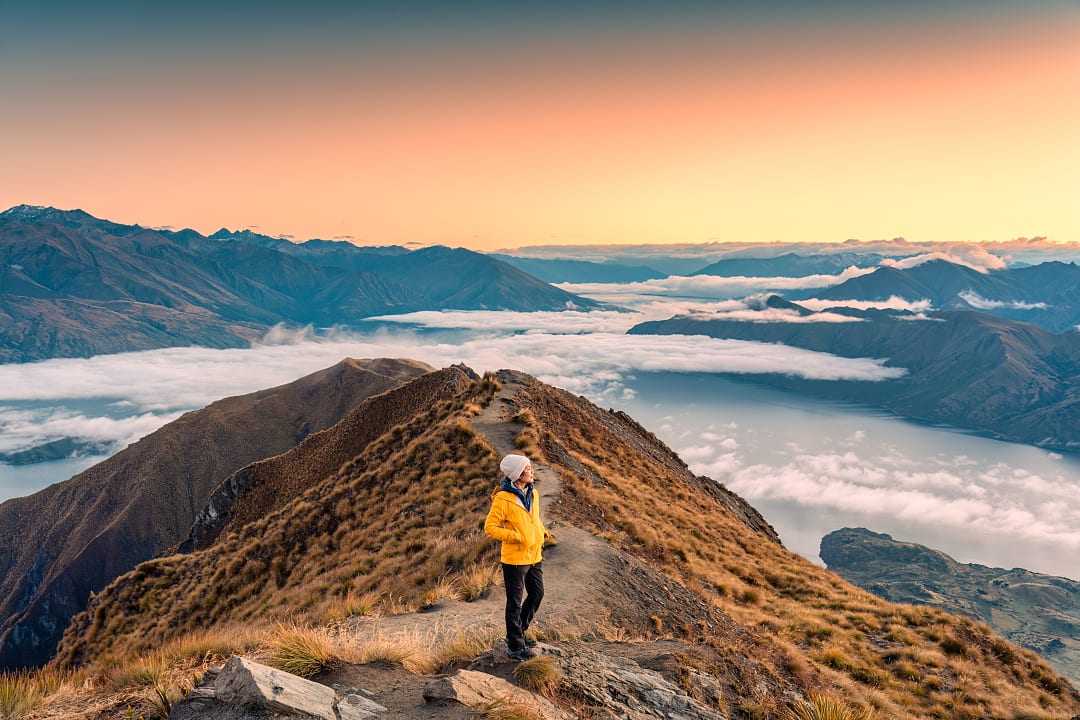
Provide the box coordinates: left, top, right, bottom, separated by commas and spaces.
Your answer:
500, 477, 533, 512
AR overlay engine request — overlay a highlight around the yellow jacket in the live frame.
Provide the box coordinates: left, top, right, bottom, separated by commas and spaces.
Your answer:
484, 485, 548, 565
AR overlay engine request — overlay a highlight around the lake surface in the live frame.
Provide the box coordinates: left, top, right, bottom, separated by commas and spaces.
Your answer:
615, 372, 1080, 578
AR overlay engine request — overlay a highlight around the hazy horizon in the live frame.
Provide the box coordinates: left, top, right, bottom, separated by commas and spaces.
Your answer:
3, 1, 1078, 249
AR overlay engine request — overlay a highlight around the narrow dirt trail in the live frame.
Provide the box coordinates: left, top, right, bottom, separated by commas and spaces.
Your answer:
343, 374, 613, 644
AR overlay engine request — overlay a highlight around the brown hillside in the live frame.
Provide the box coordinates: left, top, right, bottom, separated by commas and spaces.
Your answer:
0, 357, 430, 670
52, 368, 1080, 720
180, 364, 478, 551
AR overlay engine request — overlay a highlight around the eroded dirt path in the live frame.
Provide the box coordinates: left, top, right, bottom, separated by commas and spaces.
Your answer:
342, 374, 613, 644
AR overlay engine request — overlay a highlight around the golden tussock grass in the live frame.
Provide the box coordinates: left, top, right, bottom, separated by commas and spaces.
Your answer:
512, 380, 1080, 720
56, 379, 503, 668
265, 624, 338, 678
480, 697, 543, 720
784, 693, 876, 720
513, 655, 562, 697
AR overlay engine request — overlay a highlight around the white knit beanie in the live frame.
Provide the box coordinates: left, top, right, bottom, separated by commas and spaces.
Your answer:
499, 454, 531, 482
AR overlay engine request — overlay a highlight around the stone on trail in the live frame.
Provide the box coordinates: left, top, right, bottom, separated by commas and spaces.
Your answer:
423, 669, 572, 720
205, 655, 386, 720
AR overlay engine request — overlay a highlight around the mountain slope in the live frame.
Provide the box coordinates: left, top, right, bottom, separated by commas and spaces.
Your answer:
51, 366, 1079, 719
693, 252, 884, 277
490, 254, 667, 283
822, 527, 1080, 686
0, 358, 431, 670
630, 302, 1080, 450
0, 205, 599, 361
802, 259, 1080, 332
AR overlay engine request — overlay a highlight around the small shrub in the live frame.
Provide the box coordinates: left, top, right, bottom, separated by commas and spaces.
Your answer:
890, 661, 920, 682
850, 665, 888, 688
266, 624, 338, 678
513, 655, 562, 697
816, 645, 853, 672
784, 692, 875, 720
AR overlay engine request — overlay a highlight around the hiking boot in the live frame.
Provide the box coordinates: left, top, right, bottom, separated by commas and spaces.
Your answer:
508, 647, 537, 661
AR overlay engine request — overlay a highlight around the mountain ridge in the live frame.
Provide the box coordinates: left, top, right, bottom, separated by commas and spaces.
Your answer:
0, 358, 432, 669
0, 206, 600, 362
629, 300, 1080, 451
822, 527, 1080, 687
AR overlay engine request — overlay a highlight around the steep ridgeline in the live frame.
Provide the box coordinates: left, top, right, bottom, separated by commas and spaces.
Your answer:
629, 298, 1080, 451
797, 259, 1080, 332
0, 358, 431, 669
822, 528, 1080, 687
54, 367, 1078, 719
0, 205, 599, 362
179, 364, 478, 551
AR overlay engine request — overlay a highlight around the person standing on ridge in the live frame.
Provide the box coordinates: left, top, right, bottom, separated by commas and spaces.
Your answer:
484, 453, 550, 661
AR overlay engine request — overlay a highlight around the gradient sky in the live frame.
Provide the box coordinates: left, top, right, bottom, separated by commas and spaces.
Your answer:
2, 1, 1078, 249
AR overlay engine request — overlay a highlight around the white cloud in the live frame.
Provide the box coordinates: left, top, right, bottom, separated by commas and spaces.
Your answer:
797, 296, 933, 313
0, 330, 907, 415
678, 440, 1080, 551
0, 407, 180, 454
879, 247, 1006, 273
957, 291, 1048, 310
682, 308, 862, 323
555, 265, 877, 300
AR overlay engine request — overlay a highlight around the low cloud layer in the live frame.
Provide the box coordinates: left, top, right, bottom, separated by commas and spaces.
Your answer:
797, 296, 933, 313
958, 291, 1048, 310
0, 407, 180, 454
878, 246, 1007, 273
673, 431, 1080, 567
556, 265, 877, 299
0, 330, 906, 418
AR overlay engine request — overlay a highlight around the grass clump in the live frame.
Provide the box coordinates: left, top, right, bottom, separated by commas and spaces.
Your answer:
785, 693, 875, 720
0, 672, 44, 720
266, 624, 338, 678
421, 576, 461, 609
481, 697, 543, 720
460, 563, 501, 601
513, 655, 562, 697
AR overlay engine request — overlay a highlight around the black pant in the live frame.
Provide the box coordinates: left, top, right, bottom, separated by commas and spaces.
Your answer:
502, 562, 544, 652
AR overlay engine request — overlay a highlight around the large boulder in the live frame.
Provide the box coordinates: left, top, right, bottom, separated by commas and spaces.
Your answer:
171, 656, 386, 720
423, 669, 571, 720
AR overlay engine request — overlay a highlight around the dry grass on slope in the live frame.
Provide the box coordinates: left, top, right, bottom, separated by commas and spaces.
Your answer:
511, 376, 1080, 720
54, 375, 505, 670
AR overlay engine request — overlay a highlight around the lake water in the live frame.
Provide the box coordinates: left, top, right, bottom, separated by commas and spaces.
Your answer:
615, 373, 1080, 578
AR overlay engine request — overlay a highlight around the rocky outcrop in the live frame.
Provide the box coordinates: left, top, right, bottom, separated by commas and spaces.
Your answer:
171, 656, 386, 720
424, 669, 571, 720
545, 645, 726, 720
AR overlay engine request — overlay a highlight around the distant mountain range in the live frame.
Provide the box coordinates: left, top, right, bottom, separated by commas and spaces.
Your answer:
0, 358, 435, 669
799, 259, 1080, 332
0, 205, 599, 362
489, 254, 667, 283
692, 252, 885, 278
629, 296, 1080, 450
822, 527, 1080, 686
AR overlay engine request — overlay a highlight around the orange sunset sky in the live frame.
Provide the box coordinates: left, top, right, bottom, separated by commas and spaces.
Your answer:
2, 2, 1078, 249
